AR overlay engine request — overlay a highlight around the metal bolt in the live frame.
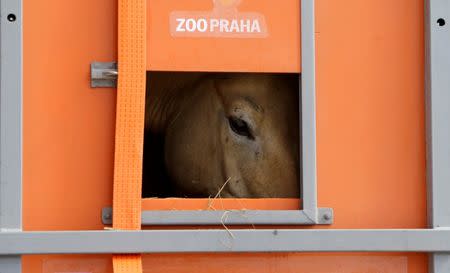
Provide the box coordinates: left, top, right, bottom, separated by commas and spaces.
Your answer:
323, 213, 331, 221
103, 70, 118, 78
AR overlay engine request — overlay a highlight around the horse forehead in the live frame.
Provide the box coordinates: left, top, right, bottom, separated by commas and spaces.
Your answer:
221, 75, 272, 91
218, 76, 286, 103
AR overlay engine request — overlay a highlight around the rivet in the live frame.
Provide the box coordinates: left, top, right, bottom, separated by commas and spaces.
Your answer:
7, 14, 16, 22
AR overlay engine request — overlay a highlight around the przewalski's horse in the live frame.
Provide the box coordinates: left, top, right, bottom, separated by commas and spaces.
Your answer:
143, 72, 300, 198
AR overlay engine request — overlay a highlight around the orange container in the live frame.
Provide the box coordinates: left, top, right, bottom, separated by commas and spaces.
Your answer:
23, 0, 426, 272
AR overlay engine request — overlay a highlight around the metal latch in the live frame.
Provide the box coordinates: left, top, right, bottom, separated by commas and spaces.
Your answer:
90, 62, 118, 88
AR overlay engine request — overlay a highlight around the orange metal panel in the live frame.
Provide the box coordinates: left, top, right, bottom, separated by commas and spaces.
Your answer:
25, 253, 427, 273
141, 198, 300, 210
147, 0, 301, 72
23, 0, 117, 231
22, 0, 427, 272
315, 0, 426, 229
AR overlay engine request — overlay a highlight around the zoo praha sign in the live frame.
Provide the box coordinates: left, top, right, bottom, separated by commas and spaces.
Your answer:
147, 0, 299, 72
170, 0, 268, 38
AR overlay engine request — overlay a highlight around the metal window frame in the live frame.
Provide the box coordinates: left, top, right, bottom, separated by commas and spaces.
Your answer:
98, 0, 333, 226
1, 0, 450, 273
94, 0, 328, 225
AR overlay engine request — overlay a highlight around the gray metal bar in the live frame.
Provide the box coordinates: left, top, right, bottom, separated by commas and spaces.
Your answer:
102, 208, 333, 226
0, 0, 23, 233
425, 0, 450, 272
431, 253, 450, 273
0, 229, 450, 255
0, 0, 22, 271
0, 256, 21, 273
425, 0, 450, 231
300, 0, 318, 220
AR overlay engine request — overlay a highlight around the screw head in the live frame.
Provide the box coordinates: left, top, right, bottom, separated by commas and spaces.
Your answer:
323, 213, 331, 221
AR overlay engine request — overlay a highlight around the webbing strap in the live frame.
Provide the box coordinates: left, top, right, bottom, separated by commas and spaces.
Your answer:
112, 0, 146, 272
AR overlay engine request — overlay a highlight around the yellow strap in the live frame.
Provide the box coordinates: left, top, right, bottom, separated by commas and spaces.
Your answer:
112, 0, 146, 272
113, 255, 143, 273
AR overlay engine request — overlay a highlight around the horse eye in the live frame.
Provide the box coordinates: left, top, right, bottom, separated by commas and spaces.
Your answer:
228, 117, 254, 140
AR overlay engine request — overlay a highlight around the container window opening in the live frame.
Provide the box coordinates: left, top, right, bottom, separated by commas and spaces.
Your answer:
142, 71, 301, 199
